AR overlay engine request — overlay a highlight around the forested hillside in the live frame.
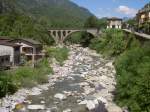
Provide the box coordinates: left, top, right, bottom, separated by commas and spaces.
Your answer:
0, 0, 93, 44
0, 0, 92, 27
15, 0, 93, 27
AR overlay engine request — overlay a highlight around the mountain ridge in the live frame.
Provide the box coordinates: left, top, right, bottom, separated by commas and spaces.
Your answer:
14, 0, 93, 27
0, 0, 93, 44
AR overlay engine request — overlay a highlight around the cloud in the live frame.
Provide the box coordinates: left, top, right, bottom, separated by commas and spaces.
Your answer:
112, 0, 117, 2
116, 5, 138, 16
96, 8, 112, 18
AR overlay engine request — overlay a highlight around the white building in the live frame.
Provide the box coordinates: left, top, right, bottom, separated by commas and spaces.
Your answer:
0, 42, 21, 66
107, 17, 122, 29
9, 39, 44, 67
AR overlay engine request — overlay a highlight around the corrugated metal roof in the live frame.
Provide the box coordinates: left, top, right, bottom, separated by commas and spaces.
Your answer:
10, 38, 41, 45
0, 41, 20, 47
22, 38, 41, 45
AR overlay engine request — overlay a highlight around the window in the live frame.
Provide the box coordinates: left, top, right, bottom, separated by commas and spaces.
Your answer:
141, 14, 145, 19
15, 47, 20, 52
5, 57, 9, 61
1, 58, 4, 63
112, 25, 115, 28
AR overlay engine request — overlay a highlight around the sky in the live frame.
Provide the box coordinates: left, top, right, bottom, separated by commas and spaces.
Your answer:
71, 0, 150, 18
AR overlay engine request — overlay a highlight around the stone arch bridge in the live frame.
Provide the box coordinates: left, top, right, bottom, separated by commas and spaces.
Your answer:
48, 28, 101, 44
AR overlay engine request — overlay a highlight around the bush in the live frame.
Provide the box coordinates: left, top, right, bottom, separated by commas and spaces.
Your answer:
89, 29, 128, 56
64, 32, 83, 44
46, 47, 69, 65
0, 58, 52, 97
115, 41, 150, 112
0, 71, 19, 97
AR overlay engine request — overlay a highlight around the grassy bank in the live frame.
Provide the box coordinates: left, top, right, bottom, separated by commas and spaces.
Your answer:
0, 46, 69, 98
46, 46, 69, 65
89, 29, 150, 112
0, 58, 53, 98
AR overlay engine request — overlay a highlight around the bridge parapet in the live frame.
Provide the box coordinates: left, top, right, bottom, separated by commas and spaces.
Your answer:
123, 29, 150, 40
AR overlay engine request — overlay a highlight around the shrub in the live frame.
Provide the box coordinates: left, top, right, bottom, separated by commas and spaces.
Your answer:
46, 47, 69, 65
0, 71, 18, 97
115, 41, 150, 112
64, 32, 83, 44
0, 58, 52, 97
89, 29, 128, 56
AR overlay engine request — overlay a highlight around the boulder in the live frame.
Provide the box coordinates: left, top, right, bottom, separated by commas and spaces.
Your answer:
40, 101, 45, 104
0, 108, 9, 112
107, 104, 122, 112
63, 91, 72, 96
97, 97, 108, 106
79, 82, 89, 87
27, 105, 45, 110
105, 62, 113, 67
15, 103, 26, 112
30, 87, 42, 95
54, 93, 67, 100
63, 108, 72, 112
78, 100, 87, 105
86, 100, 96, 110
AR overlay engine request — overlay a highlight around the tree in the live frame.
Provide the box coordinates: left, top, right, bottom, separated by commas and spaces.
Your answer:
0, 0, 17, 14
97, 18, 107, 30
124, 18, 137, 30
84, 16, 99, 28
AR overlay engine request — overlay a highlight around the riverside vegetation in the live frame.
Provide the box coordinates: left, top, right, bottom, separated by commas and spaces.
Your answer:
89, 29, 150, 112
46, 47, 69, 65
0, 47, 69, 98
0, 1, 149, 111
0, 59, 52, 98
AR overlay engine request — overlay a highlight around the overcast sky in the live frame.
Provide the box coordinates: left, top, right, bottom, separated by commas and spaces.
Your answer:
71, 0, 149, 18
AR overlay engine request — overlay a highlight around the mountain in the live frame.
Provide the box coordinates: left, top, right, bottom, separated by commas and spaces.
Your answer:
1, 0, 93, 28
122, 17, 131, 22
0, 0, 93, 44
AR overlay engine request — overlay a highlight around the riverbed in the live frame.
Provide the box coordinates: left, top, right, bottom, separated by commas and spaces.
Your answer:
0, 45, 122, 112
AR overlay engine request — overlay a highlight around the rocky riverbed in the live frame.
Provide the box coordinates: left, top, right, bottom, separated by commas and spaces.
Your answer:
0, 45, 122, 112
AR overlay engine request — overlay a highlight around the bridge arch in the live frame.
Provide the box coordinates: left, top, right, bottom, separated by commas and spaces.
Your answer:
64, 30, 96, 42
48, 29, 100, 44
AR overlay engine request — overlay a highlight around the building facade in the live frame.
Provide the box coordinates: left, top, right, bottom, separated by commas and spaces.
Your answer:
107, 17, 122, 29
136, 2, 150, 25
9, 39, 44, 66
0, 55, 10, 69
0, 42, 21, 67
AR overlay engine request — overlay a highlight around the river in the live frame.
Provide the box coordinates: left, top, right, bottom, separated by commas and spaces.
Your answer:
0, 45, 122, 112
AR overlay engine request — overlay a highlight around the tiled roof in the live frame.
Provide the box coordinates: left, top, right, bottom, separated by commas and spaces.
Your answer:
107, 17, 122, 20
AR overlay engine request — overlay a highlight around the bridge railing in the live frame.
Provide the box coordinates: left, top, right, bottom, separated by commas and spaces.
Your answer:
48, 28, 98, 30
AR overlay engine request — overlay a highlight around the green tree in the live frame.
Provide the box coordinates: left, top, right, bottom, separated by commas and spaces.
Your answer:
84, 16, 99, 28
97, 18, 107, 29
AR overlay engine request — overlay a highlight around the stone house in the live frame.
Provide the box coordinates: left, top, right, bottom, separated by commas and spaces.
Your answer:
107, 17, 122, 29
0, 42, 21, 67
